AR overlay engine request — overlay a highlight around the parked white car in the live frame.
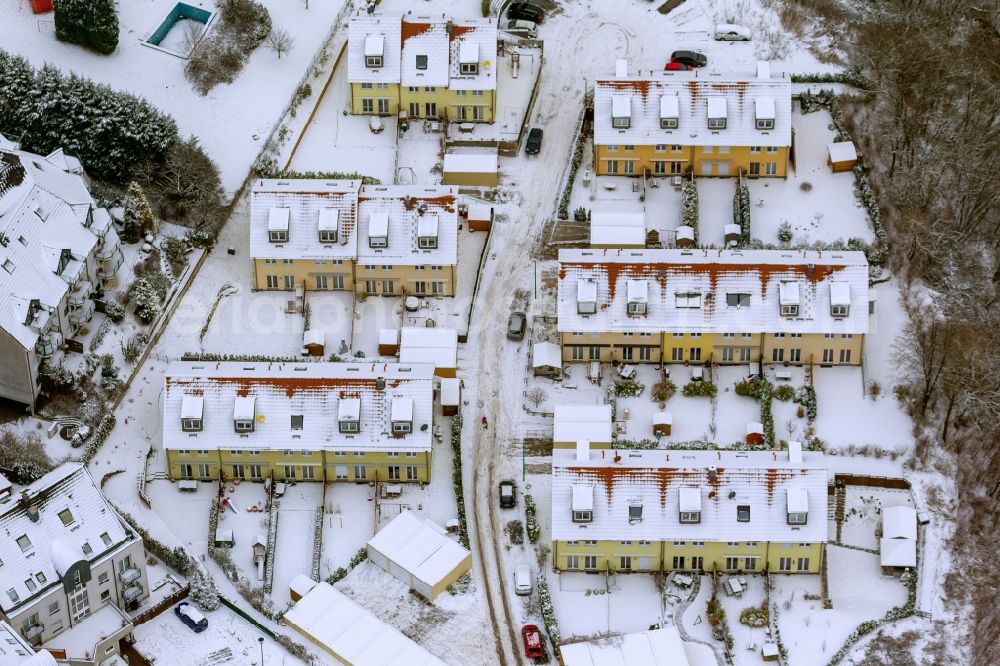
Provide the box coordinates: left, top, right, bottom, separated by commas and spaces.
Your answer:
714, 23, 752, 41
514, 564, 533, 595
503, 19, 538, 39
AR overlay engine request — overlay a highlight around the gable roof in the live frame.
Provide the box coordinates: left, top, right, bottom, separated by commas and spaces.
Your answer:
551, 448, 828, 543
590, 211, 646, 247
348, 14, 403, 84
250, 179, 362, 261
356, 186, 458, 266
557, 249, 870, 335
553, 404, 613, 444
561, 626, 691, 666
367, 511, 470, 589
593, 71, 792, 148
448, 22, 498, 91
401, 17, 450, 87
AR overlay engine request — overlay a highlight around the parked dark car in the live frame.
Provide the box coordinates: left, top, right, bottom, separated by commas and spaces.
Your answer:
175, 601, 208, 633
670, 50, 708, 68
507, 2, 545, 23
525, 128, 543, 155
499, 480, 516, 508
507, 312, 526, 340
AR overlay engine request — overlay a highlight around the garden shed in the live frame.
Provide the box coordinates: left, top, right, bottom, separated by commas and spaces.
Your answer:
828, 140, 857, 172
440, 377, 461, 416
366, 510, 471, 601
880, 505, 917, 574
289, 573, 317, 602
652, 412, 672, 436
302, 329, 324, 356
675, 225, 695, 248
442, 151, 499, 187
724, 223, 742, 247
590, 212, 646, 249
466, 202, 494, 231
745, 422, 764, 445
399, 327, 458, 377
378, 328, 400, 356
553, 404, 613, 448
532, 342, 562, 378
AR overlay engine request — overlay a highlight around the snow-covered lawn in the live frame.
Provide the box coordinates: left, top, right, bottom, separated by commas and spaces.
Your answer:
146, 478, 214, 553
550, 572, 666, 641
839, 486, 915, 550
271, 483, 323, 609
812, 367, 912, 452
396, 129, 443, 186
4, 0, 349, 194
320, 483, 375, 576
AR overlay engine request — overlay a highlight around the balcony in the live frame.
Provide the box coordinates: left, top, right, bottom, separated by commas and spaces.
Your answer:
22, 623, 43, 644
122, 583, 144, 602
97, 251, 124, 280
119, 567, 141, 585
68, 299, 95, 326
95, 237, 120, 262
59, 257, 85, 286
68, 280, 93, 308
35, 331, 63, 359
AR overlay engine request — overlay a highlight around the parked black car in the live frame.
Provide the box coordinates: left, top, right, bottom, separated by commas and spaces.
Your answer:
670, 50, 708, 68
175, 601, 208, 633
499, 480, 517, 508
525, 127, 543, 155
507, 2, 545, 23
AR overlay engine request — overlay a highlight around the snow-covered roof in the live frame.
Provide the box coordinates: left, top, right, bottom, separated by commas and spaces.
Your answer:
401, 17, 450, 87
367, 511, 471, 591
590, 211, 646, 247
678, 486, 700, 512
755, 96, 775, 121
0, 620, 46, 664
0, 464, 134, 614
250, 179, 362, 261
778, 281, 800, 306
557, 249, 870, 335
180, 394, 203, 420
828, 141, 857, 163
560, 626, 690, 666
442, 152, 498, 175
357, 186, 458, 266
348, 14, 402, 84
163, 362, 436, 453
830, 281, 851, 307
572, 484, 594, 512
379, 328, 399, 346
660, 94, 679, 119
449, 22, 498, 91
289, 573, 318, 599
233, 395, 256, 421
440, 377, 460, 406
391, 397, 413, 422
786, 487, 808, 514
880, 537, 916, 568
551, 449, 828, 543
882, 506, 916, 541
532, 341, 562, 369
398, 328, 458, 370
284, 582, 446, 665
594, 72, 792, 147
553, 404, 613, 443
0, 146, 102, 350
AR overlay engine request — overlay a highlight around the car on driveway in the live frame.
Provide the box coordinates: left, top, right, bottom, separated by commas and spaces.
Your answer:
664, 61, 694, 71
525, 127, 543, 155
670, 50, 708, 67
715, 23, 752, 41
507, 2, 545, 23
507, 312, 526, 341
502, 19, 538, 38
175, 601, 208, 633
522, 624, 543, 659
499, 480, 516, 508
514, 564, 533, 595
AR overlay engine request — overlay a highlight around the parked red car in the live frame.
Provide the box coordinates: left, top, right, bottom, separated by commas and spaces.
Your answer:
522, 624, 543, 659
664, 61, 694, 71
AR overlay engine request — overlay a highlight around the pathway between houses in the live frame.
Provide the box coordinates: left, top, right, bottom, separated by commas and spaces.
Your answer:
672, 576, 725, 666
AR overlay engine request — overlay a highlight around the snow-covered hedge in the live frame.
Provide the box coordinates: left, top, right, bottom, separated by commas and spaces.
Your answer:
681, 179, 699, 239
612, 377, 645, 398
794, 385, 818, 422
524, 494, 540, 544
252, 157, 381, 185
825, 568, 917, 665
82, 412, 117, 463
537, 576, 562, 659
791, 67, 871, 89
556, 90, 593, 220
118, 509, 193, 576
88, 320, 111, 352
450, 413, 470, 549
616, 438, 659, 450
733, 180, 751, 247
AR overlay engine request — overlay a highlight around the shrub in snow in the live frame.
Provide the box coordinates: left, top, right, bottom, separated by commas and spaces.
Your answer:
88, 320, 111, 353
524, 495, 540, 544
121, 332, 149, 365
739, 603, 769, 627
54, 0, 119, 55
773, 384, 795, 402
450, 413, 470, 549
189, 566, 221, 611
251, 158, 381, 185
122, 181, 154, 243
185, 0, 272, 94
732, 180, 751, 246
100, 354, 119, 379
681, 179, 699, 238
132, 278, 164, 324
505, 520, 524, 545
682, 380, 717, 398
274, 634, 315, 663
794, 385, 818, 422
612, 377, 645, 398
616, 438, 658, 450
537, 576, 562, 659
82, 412, 117, 462
0, 429, 55, 484
104, 301, 125, 324
651, 379, 676, 403
778, 221, 793, 243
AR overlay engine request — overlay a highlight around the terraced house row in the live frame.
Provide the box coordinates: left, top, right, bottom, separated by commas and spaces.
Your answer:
162, 362, 437, 483
348, 11, 497, 122
249, 180, 458, 296
593, 62, 792, 178
551, 444, 827, 574
556, 248, 871, 367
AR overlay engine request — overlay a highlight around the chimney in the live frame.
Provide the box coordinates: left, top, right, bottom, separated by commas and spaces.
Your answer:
708, 466, 717, 482
22, 491, 39, 523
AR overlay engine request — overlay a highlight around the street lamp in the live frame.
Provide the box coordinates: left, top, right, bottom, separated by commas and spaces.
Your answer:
258, 636, 264, 664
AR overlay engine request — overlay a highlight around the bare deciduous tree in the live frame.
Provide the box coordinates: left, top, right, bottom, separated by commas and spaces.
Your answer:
266, 28, 294, 59
526, 388, 547, 409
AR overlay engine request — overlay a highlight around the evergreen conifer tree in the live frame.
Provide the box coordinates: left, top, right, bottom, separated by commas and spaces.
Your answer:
122, 181, 154, 242
188, 567, 220, 611
54, 0, 120, 55
131, 278, 163, 324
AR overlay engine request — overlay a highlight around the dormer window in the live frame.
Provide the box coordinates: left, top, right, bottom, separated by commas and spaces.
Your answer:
417, 213, 439, 249
391, 397, 413, 435
707, 98, 727, 130
416, 54, 428, 70
571, 483, 593, 523
726, 293, 751, 307
181, 395, 204, 432
577, 279, 597, 314
626, 280, 648, 315
267, 207, 290, 243
461, 62, 478, 75
659, 94, 679, 129
778, 281, 800, 317
787, 488, 808, 524
755, 96, 775, 130
368, 212, 389, 248
318, 209, 338, 244
611, 94, 631, 128
233, 395, 256, 433
830, 281, 850, 317
679, 511, 701, 524
679, 487, 701, 523
338, 397, 361, 433
675, 291, 701, 309
364, 35, 384, 68
737, 505, 751, 522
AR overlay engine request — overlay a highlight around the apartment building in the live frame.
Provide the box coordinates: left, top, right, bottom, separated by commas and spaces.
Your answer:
0, 138, 125, 407
163, 362, 436, 484
250, 182, 459, 297
592, 63, 791, 178
0, 464, 148, 664
348, 12, 497, 123
557, 248, 870, 367
551, 443, 827, 574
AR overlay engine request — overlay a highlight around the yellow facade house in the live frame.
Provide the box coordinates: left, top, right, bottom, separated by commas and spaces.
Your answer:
551, 443, 827, 575
250, 179, 362, 292
163, 362, 437, 484
592, 63, 792, 178
445, 21, 497, 123
557, 249, 870, 367
356, 185, 459, 297
348, 13, 401, 116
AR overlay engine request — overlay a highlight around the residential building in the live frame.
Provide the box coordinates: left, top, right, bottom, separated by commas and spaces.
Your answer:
250, 182, 459, 297
551, 443, 827, 574
592, 65, 791, 178
0, 139, 125, 407
557, 249, 870, 366
162, 362, 436, 483
0, 464, 148, 662
348, 13, 497, 123
356, 186, 458, 297
0, 620, 56, 665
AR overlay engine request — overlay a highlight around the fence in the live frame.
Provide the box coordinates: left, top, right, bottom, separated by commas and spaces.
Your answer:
217, 595, 276, 639
833, 473, 910, 490
131, 585, 190, 626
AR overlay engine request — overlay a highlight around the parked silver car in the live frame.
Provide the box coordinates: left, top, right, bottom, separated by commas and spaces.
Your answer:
503, 19, 538, 39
